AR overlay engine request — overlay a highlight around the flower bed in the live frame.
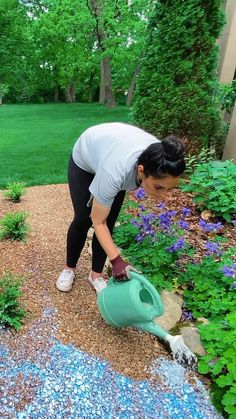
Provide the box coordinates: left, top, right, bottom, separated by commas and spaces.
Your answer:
113, 186, 236, 418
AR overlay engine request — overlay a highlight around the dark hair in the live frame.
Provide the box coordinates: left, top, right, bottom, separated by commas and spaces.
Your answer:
137, 134, 186, 178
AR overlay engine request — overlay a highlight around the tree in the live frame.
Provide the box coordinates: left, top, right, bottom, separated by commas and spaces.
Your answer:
132, 0, 226, 150
0, 0, 28, 105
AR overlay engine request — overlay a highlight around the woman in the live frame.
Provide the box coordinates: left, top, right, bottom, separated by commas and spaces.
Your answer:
56, 122, 185, 293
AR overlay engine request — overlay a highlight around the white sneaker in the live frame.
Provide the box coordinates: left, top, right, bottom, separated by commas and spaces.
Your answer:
88, 271, 107, 293
56, 269, 75, 292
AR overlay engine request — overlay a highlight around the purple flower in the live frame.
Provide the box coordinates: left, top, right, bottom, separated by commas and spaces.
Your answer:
232, 220, 236, 226
131, 219, 140, 227
156, 202, 165, 210
199, 220, 222, 233
178, 219, 189, 230
205, 241, 222, 255
138, 204, 145, 212
221, 266, 235, 277
166, 237, 186, 253
182, 208, 191, 217
181, 307, 193, 322
135, 188, 146, 200
135, 233, 144, 243
158, 210, 177, 231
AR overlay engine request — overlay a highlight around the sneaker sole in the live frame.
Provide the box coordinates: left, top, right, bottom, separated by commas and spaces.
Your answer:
87, 278, 107, 294
56, 281, 73, 292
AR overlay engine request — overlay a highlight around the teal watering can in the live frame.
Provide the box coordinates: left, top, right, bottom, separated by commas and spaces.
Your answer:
97, 271, 197, 368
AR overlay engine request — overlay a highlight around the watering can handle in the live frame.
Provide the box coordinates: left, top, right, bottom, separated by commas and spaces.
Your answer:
129, 271, 164, 317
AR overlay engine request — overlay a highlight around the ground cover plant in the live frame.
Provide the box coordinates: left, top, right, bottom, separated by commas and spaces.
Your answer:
0, 103, 129, 188
113, 170, 236, 417
0, 272, 25, 330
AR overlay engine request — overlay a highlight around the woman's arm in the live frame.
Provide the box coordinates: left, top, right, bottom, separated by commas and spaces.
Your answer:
91, 198, 119, 261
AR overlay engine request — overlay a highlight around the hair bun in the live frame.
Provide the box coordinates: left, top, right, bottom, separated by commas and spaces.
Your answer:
162, 135, 185, 162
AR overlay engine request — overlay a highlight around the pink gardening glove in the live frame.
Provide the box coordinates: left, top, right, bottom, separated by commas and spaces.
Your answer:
110, 255, 140, 282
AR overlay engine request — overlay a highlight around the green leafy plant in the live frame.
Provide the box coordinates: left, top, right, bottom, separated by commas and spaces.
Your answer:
179, 250, 236, 320
181, 160, 236, 222
0, 211, 29, 241
0, 272, 25, 330
184, 147, 215, 176
4, 182, 26, 203
198, 313, 236, 417
218, 79, 236, 114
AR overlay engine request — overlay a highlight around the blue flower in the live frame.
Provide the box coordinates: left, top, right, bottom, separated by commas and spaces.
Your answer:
166, 237, 186, 253
178, 219, 189, 230
156, 202, 165, 210
221, 266, 235, 277
131, 219, 140, 227
205, 241, 221, 255
199, 220, 222, 232
135, 188, 146, 199
182, 208, 191, 217
138, 204, 145, 212
158, 210, 177, 231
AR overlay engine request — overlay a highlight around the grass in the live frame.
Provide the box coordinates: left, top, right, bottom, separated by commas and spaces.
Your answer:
0, 103, 130, 188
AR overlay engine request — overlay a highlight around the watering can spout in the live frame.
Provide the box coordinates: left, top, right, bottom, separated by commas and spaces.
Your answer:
134, 321, 168, 340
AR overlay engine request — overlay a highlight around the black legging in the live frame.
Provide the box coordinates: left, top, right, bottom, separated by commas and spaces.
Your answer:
67, 156, 126, 272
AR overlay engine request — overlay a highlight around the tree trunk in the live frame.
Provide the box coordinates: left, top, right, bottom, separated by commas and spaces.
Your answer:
88, 74, 94, 102
99, 60, 105, 104
65, 86, 72, 103
0, 94, 2, 106
126, 63, 141, 106
70, 81, 76, 102
54, 86, 59, 102
103, 57, 115, 108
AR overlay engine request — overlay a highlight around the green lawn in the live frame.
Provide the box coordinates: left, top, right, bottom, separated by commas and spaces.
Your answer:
0, 103, 130, 188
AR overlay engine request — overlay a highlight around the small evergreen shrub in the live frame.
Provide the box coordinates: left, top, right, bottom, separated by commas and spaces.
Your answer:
0, 211, 29, 241
4, 182, 26, 203
0, 272, 25, 330
181, 160, 236, 222
132, 0, 225, 149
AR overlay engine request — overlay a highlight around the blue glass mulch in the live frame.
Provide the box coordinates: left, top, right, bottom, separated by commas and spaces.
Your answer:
0, 308, 222, 418
0, 342, 223, 418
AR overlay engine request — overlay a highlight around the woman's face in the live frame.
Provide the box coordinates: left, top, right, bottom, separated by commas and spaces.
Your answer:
137, 165, 180, 200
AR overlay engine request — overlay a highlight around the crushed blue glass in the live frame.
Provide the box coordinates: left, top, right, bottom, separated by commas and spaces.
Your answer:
0, 308, 222, 418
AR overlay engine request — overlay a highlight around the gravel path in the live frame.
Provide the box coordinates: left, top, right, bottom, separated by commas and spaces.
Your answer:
0, 185, 223, 418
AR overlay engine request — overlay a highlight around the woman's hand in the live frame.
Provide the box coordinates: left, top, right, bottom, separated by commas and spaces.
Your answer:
110, 255, 140, 281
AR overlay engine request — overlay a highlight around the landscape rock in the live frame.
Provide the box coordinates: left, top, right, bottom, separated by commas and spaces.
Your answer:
180, 326, 206, 356
154, 291, 183, 331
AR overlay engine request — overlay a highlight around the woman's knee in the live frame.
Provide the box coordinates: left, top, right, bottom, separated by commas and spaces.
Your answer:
71, 216, 92, 232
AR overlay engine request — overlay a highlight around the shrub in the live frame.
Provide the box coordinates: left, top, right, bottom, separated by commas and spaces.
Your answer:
0, 272, 25, 330
4, 182, 26, 202
0, 211, 29, 241
181, 160, 236, 222
132, 0, 225, 149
